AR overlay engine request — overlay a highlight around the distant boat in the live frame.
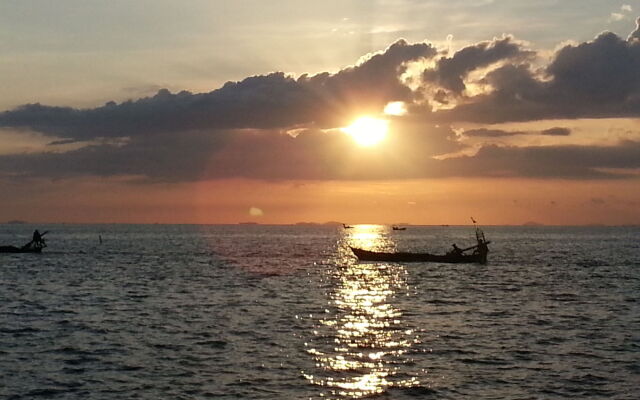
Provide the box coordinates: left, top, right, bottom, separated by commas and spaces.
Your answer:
351, 227, 490, 264
343, 224, 354, 229
392, 226, 406, 231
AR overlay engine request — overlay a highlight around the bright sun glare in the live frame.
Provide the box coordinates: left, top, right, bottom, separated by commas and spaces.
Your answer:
342, 117, 389, 147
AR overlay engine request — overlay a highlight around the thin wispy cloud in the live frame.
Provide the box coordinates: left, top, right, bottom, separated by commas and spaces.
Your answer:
611, 13, 625, 21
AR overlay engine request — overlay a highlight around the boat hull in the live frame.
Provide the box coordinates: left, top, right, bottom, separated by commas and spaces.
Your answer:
350, 247, 487, 264
0, 245, 42, 253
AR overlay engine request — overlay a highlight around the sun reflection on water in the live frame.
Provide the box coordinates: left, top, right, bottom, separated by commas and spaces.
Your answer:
304, 225, 422, 398
346, 224, 395, 252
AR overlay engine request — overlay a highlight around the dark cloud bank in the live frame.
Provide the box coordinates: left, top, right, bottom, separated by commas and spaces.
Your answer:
463, 127, 572, 138
1, 21, 640, 182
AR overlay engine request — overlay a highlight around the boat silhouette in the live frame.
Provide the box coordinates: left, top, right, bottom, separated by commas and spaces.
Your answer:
1, 230, 48, 253
351, 227, 490, 264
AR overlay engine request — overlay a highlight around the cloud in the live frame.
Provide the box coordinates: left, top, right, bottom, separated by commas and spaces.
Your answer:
2, 26, 640, 133
462, 127, 571, 137
610, 13, 625, 22
1, 129, 638, 181
464, 128, 528, 138
423, 36, 534, 94
540, 127, 571, 136
547, 32, 639, 104
0, 130, 231, 181
47, 139, 79, 146
463, 128, 527, 138
440, 140, 640, 179
0, 122, 463, 182
441, 26, 640, 123
630, 17, 640, 41
0, 40, 436, 141
1, 22, 640, 184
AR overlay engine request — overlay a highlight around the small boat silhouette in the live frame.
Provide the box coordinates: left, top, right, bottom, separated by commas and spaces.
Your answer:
1, 230, 48, 253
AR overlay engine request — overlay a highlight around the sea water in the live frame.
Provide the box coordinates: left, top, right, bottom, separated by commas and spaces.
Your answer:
1, 224, 638, 399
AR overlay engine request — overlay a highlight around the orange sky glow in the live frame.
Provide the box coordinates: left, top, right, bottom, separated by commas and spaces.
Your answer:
1, 178, 637, 226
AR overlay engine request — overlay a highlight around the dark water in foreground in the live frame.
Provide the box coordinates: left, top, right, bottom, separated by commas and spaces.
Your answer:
1, 224, 638, 399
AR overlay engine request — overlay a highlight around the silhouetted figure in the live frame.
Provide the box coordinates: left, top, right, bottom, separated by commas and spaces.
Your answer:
476, 239, 488, 255
22, 229, 46, 250
33, 230, 42, 245
450, 243, 462, 256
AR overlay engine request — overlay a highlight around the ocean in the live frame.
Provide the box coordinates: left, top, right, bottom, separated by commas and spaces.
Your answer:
1, 224, 638, 399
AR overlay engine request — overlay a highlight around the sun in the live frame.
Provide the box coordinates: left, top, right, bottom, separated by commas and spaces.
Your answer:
342, 117, 389, 147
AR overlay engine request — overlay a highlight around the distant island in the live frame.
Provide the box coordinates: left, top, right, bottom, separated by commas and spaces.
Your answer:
238, 222, 258, 225
6, 220, 27, 224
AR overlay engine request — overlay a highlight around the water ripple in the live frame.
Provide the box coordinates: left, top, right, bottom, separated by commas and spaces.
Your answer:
1, 224, 639, 399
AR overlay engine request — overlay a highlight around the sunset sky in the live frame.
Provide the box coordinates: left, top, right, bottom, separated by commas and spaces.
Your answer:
1, 0, 639, 225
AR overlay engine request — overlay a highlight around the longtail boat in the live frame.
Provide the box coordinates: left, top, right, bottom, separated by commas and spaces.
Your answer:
351, 226, 490, 264
350, 246, 488, 264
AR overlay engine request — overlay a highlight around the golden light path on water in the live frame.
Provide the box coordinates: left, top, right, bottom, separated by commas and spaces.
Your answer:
304, 225, 423, 398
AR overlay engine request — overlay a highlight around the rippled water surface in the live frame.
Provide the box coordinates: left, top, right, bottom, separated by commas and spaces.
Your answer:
1, 224, 639, 399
